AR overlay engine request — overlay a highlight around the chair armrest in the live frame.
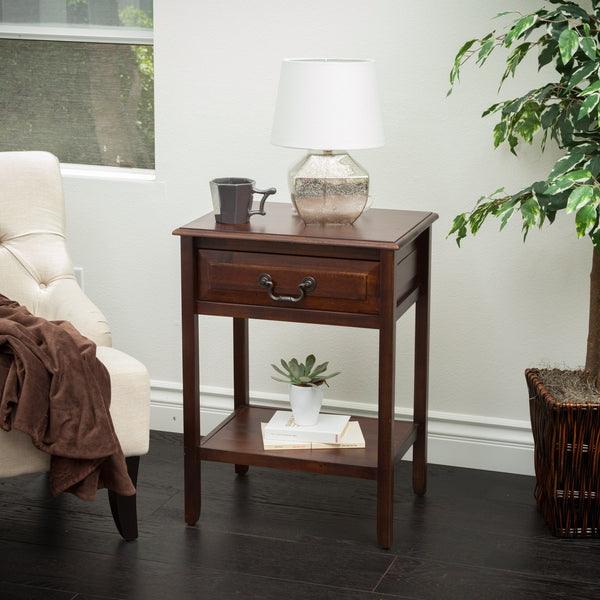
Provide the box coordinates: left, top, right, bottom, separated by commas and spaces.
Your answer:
36, 278, 113, 347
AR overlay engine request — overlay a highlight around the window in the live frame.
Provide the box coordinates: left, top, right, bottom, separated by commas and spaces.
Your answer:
0, 0, 154, 169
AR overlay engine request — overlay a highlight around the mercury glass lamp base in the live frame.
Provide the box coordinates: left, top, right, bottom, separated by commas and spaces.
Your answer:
288, 151, 369, 225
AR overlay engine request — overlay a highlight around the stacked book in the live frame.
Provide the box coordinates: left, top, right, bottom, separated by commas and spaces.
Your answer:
261, 410, 365, 450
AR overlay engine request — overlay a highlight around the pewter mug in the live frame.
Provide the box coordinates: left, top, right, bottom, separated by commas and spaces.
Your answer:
210, 178, 276, 224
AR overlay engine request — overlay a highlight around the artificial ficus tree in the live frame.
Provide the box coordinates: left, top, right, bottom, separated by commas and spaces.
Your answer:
448, 0, 600, 385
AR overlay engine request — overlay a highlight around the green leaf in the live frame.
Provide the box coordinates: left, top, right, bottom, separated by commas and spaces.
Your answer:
499, 207, 515, 230
493, 195, 517, 214
520, 118, 541, 144
449, 37, 481, 94
482, 102, 502, 118
289, 359, 301, 378
538, 190, 570, 213
579, 93, 600, 120
581, 80, 600, 96
502, 97, 526, 115
586, 155, 600, 177
520, 196, 539, 228
567, 185, 594, 213
477, 39, 495, 65
538, 39, 557, 70
505, 15, 537, 47
280, 359, 291, 374
540, 104, 560, 128
322, 371, 340, 380
495, 196, 520, 230
567, 61, 598, 91
533, 180, 569, 213
558, 5, 592, 21
271, 364, 289, 378
311, 362, 328, 377
534, 83, 555, 103
456, 38, 477, 57
563, 169, 593, 182
558, 29, 579, 64
555, 112, 575, 147
546, 178, 577, 194
548, 152, 585, 179
493, 120, 509, 147
448, 213, 466, 233
450, 38, 477, 86
448, 214, 467, 245
549, 20, 568, 42
581, 37, 597, 59
576, 204, 597, 237
501, 42, 532, 85
572, 143, 599, 154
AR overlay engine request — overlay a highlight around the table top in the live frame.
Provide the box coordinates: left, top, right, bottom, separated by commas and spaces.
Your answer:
173, 203, 438, 251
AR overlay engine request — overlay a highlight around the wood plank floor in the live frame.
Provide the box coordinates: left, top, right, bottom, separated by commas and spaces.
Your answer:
0, 430, 599, 599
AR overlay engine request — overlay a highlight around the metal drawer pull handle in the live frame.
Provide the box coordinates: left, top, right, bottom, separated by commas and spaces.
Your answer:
257, 273, 316, 303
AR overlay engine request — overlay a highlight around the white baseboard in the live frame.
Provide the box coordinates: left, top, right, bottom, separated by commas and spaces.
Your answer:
149, 380, 535, 476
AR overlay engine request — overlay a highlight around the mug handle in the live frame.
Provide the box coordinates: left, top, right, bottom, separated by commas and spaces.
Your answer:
249, 187, 276, 217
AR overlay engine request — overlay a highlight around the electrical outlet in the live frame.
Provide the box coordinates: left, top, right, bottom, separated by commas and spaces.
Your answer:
74, 267, 84, 291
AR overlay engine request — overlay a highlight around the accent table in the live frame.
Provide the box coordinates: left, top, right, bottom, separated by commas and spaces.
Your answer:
173, 203, 438, 549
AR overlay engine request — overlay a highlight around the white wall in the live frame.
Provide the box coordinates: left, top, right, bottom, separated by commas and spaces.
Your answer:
62, 0, 591, 475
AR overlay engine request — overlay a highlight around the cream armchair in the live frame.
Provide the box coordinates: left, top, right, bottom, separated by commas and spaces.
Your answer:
0, 151, 150, 540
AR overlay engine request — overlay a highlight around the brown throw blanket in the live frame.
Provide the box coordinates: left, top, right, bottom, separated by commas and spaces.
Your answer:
0, 294, 135, 500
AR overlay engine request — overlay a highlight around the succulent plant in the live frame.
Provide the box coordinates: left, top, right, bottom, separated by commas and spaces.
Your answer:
271, 354, 340, 388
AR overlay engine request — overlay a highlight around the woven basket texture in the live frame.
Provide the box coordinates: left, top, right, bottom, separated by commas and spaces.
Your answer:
526, 368, 600, 537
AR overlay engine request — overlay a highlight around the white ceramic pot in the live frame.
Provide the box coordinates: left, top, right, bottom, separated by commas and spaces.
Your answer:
289, 384, 323, 426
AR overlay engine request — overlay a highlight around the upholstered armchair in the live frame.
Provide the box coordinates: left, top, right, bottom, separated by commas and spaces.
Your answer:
0, 150, 150, 540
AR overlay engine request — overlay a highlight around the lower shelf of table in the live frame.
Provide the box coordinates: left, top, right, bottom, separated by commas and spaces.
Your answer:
199, 405, 418, 480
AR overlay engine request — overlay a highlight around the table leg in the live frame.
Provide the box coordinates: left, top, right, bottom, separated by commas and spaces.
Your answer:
181, 237, 201, 525
233, 317, 250, 476
377, 251, 396, 550
413, 228, 431, 496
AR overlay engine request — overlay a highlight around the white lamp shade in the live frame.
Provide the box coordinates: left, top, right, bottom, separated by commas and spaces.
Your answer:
271, 58, 385, 150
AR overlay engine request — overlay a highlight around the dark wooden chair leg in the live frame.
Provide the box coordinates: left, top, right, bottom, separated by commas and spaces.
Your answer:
108, 455, 140, 542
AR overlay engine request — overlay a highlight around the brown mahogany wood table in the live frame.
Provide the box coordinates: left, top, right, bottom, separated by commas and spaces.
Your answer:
173, 203, 438, 549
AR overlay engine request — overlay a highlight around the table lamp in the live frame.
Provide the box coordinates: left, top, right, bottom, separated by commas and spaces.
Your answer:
271, 58, 385, 225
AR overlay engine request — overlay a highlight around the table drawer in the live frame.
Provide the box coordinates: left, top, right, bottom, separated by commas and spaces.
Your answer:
198, 250, 380, 314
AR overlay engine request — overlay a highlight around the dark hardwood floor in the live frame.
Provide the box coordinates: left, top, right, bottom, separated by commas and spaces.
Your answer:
0, 430, 599, 599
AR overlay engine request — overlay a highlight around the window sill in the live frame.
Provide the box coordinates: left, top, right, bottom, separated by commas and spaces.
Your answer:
60, 163, 155, 182
0, 24, 153, 44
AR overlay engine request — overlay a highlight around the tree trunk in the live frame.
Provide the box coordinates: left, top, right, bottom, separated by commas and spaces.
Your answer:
585, 247, 600, 385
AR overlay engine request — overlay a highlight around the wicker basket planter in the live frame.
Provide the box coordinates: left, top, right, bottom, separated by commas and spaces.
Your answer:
526, 368, 600, 537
